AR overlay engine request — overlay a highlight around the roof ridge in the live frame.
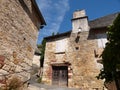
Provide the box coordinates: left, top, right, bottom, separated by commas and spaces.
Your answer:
89, 11, 120, 29
90, 11, 120, 22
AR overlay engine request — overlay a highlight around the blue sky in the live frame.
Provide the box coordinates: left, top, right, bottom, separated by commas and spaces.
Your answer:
36, 0, 120, 44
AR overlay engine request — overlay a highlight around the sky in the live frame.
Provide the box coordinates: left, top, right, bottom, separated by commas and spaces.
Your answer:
36, 0, 120, 44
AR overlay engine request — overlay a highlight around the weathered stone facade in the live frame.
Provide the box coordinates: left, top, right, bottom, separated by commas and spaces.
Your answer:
32, 48, 41, 75
42, 10, 118, 89
0, 0, 45, 87
43, 32, 104, 89
33, 48, 41, 68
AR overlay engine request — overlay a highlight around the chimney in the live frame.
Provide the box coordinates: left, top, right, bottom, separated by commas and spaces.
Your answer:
71, 9, 89, 33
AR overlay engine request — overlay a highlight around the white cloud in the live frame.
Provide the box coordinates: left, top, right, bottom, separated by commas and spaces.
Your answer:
36, 0, 70, 44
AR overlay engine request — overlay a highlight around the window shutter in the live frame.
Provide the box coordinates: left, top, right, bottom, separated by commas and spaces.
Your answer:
56, 39, 67, 53
97, 34, 107, 48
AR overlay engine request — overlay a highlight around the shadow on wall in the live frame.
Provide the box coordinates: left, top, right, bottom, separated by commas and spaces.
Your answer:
31, 64, 39, 75
18, 0, 37, 27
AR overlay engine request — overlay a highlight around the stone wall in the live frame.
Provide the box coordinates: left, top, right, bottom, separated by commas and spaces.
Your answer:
68, 31, 104, 89
43, 30, 106, 89
33, 54, 41, 68
32, 54, 41, 75
42, 37, 70, 84
0, 0, 42, 86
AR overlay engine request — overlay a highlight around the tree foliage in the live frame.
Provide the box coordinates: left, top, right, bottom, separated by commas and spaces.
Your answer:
37, 44, 42, 49
97, 14, 120, 89
52, 32, 55, 36
40, 39, 46, 67
52, 32, 59, 36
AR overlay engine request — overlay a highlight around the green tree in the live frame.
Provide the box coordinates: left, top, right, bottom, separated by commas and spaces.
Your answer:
37, 44, 42, 49
56, 32, 59, 35
40, 39, 46, 67
97, 14, 120, 90
52, 32, 59, 36
52, 32, 55, 36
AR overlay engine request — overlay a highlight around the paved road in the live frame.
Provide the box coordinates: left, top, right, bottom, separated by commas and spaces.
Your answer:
27, 74, 80, 90
28, 83, 80, 90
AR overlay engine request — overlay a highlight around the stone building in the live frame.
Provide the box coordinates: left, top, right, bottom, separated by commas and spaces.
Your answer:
0, 0, 46, 86
42, 10, 119, 89
33, 48, 41, 68
32, 48, 41, 75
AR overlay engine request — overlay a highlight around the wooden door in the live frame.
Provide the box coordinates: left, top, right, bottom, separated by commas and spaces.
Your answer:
52, 66, 68, 86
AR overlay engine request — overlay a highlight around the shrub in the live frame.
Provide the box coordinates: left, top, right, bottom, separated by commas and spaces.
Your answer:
7, 76, 23, 90
37, 77, 42, 83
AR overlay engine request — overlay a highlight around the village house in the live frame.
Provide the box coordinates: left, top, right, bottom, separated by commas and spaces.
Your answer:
32, 48, 41, 75
0, 0, 46, 87
33, 48, 41, 69
42, 10, 119, 90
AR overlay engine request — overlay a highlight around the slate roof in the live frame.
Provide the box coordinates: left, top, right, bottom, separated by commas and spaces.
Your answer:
44, 31, 71, 40
89, 12, 119, 29
44, 12, 119, 40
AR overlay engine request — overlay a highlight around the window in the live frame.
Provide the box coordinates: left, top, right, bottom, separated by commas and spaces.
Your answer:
75, 47, 79, 50
56, 39, 67, 53
97, 34, 107, 48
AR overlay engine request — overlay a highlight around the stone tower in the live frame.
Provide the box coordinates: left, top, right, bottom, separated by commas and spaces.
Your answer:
68, 10, 104, 89
71, 9, 89, 33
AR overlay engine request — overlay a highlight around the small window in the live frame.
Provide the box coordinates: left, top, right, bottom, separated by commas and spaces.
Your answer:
97, 34, 107, 48
56, 39, 67, 53
75, 36, 80, 43
75, 47, 79, 50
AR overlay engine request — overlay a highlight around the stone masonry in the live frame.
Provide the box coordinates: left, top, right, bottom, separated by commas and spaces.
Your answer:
43, 33, 104, 90
42, 10, 110, 90
0, 0, 45, 87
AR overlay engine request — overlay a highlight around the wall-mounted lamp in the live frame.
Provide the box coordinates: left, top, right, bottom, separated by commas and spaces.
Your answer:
78, 27, 82, 33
